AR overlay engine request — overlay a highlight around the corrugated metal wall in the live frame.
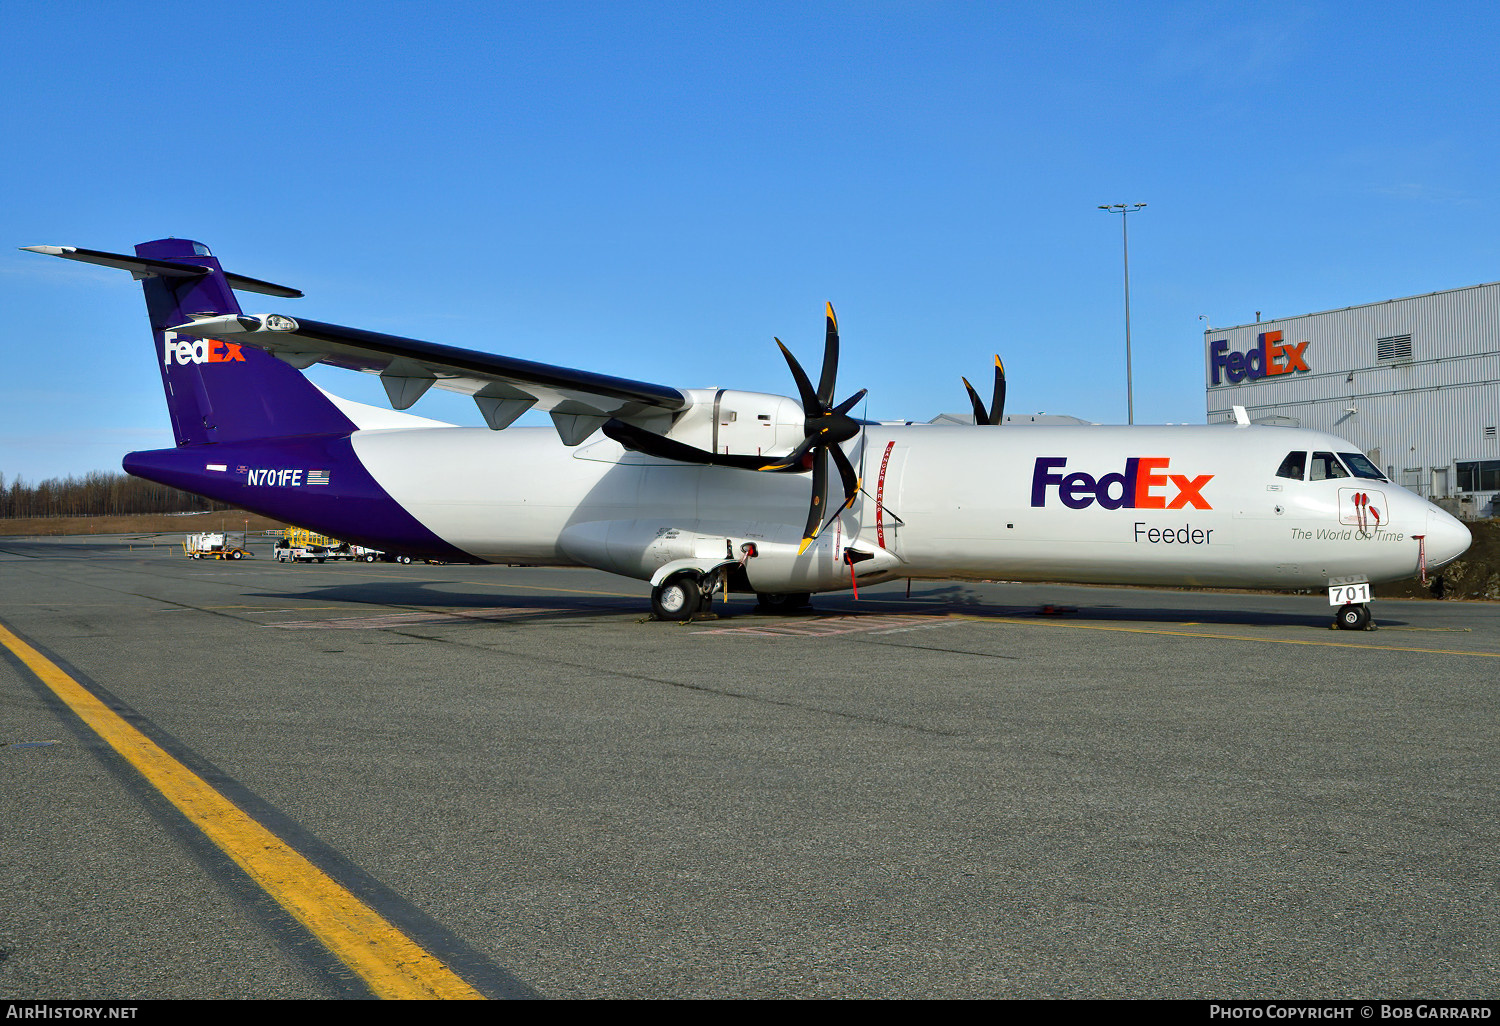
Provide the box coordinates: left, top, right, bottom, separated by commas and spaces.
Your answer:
1203, 282, 1500, 517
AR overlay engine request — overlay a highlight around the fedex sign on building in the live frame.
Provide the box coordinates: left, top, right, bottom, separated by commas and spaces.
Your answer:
1208, 331, 1310, 386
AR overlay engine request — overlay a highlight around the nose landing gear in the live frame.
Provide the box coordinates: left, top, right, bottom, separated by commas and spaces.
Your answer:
1334, 602, 1373, 631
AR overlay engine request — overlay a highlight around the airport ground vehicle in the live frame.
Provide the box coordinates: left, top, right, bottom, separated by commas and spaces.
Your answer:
274, 528, 348, 563
184, 532, 251, 559
274, 528, 414, 563
352, 545, 414, 563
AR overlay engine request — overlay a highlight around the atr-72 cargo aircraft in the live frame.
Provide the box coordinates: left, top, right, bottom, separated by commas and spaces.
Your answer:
26, 239, 1471, 629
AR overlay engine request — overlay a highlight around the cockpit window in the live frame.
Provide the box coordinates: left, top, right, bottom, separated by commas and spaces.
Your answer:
1338, 452, 1387, 481
1310, 451, 1350, 481
1276, 451, 1307, 480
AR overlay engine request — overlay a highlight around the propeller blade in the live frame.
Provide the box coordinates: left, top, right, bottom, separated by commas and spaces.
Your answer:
962, 356, 1007, 425
962, 376, 988, 424
831, 388, 867, 418
806, 444, 863, 547
776, 338, 822, 413
798, 448, 828, 554
603, 419, 771, 471
817, 302, 839, 408
829, 442, 861, 509
756, 434, 819, 472
989, 355, 1006, 426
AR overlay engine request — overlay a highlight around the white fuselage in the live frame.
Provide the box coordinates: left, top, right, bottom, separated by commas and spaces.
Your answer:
349, 422, 1471, 595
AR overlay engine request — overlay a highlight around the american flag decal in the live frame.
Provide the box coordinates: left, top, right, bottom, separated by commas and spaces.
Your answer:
307, 469, 331, 486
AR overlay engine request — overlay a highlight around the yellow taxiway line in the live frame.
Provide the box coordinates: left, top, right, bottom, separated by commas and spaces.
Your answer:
0, 621, 483, 1000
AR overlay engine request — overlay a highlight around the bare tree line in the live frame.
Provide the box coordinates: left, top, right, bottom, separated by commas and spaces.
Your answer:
0, 470, 225, 519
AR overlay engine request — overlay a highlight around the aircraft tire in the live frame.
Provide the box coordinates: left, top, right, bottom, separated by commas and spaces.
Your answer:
652, 574, 702, 620
1336, 603, 1371, 631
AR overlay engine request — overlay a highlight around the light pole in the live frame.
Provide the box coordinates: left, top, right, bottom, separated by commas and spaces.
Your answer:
1098, 203, 1146, 424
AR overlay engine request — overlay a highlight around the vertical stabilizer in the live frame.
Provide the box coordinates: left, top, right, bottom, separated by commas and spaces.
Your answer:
134, 238, 355, 445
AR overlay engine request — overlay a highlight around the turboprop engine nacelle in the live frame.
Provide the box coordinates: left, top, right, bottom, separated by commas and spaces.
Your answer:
662, 389, 808, 458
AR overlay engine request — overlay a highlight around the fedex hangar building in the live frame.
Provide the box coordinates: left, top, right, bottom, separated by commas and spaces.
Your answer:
1203, 281, 1500, 520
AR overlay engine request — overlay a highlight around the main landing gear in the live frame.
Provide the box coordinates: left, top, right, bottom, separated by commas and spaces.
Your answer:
651, 573, 710, 621
649, 557, 747, 621
1334, 603, 1373, 631
648, 574, 817, 621
647, 548, 820, 622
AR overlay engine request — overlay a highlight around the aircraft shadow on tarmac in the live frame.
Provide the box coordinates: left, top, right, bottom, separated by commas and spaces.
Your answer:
895, 584, 1408, 631
236, 579, 1406, 631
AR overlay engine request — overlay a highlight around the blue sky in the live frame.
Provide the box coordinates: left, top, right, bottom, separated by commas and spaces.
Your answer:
5, 1, 1499, 482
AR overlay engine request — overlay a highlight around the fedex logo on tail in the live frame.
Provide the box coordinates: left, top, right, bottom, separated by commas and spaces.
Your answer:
1208, 331, 1309, 385
162, 331, 245, 367
1031, 457, 1214, 510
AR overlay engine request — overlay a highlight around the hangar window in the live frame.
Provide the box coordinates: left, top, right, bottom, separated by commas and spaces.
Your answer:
1310, 452, 1350, 481
1275, 451, 1307, 480
1376, 334, 1413, 362
1338, 452, 1387, 481
1457, 460, 1500, 492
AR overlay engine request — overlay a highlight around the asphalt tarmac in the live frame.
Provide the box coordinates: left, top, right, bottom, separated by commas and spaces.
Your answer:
1, 533, 1496, 1000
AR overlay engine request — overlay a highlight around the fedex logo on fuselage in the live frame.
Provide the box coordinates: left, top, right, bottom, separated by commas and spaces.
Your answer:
1208, 331, 1309, 386
162, 331, 245, 367
1031, 457, 1214, 510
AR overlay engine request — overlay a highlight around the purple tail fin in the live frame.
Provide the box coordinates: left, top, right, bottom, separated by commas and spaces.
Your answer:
135, 238, 354, 445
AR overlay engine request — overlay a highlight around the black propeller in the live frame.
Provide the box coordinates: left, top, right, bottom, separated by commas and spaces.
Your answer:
765, 303, 866, 552
601, 302, 865, 555
962, 355, 1006, 425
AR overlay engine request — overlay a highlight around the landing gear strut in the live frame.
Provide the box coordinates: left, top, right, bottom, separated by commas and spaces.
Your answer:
1334, 602, 1373, 631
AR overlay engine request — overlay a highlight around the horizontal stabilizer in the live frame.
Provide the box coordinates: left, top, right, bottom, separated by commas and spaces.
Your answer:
21, 245, 303, 298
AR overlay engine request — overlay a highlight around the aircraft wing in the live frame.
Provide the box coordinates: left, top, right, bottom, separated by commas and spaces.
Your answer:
170, 313, 690, 444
